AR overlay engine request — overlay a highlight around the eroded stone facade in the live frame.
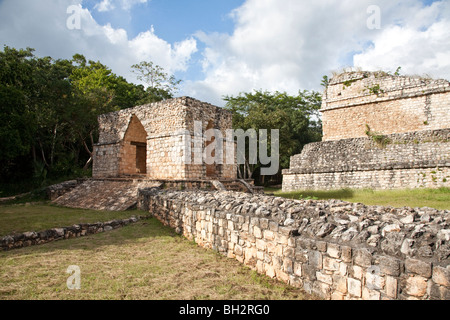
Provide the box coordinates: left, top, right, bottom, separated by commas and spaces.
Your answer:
283, 72, 450, 191
92, 97, 236, 180
322, 71, 450, 141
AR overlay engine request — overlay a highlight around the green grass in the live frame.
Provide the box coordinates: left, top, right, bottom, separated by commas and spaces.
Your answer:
268, 187, 450, 210
0, 202, 139, 237
0, 210, 316, 300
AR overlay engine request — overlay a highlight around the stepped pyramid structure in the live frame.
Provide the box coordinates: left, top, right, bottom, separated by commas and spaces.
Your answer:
283, 71, 450, 191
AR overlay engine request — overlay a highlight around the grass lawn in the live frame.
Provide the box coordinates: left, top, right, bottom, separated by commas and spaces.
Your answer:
267, 187, 450, 210
0, 204, 316, 300
0, 202, 139, 237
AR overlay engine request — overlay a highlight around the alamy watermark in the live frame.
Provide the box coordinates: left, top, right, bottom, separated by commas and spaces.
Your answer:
66, 265, 81, 290
367, 5, 381, 30
170, 121, 280, 176
66, 5, 82, 30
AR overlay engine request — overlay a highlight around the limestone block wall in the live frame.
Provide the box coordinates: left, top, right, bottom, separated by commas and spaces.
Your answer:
321, 71, 450, 141
138, 189, 450, 300
1, 215, 150, 251
282, 129, 450, 191
92, 143, 121, 178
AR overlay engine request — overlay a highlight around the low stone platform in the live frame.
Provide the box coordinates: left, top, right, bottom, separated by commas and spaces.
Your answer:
52, 179, 162, 211
50, 178, 263, 211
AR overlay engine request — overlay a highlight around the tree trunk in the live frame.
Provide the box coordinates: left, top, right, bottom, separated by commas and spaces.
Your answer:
83, 157, 92, 170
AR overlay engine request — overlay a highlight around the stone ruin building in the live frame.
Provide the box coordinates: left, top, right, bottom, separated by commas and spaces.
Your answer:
283, 71, 450, 191
92, 96, 236, 181
51, 96, 261, 211
12, 77, 450, 301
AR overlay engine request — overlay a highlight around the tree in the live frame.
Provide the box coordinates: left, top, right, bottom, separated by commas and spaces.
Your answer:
131, 61, 181, 100
223, 90, 322, 184
0, 46, 38, 180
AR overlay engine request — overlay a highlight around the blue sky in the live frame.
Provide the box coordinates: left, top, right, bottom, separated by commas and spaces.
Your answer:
85, 0, 244, 41
0, 0, 449, 106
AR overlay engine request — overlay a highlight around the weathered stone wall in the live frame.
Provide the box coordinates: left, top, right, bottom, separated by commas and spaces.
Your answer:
46, 179, 82, 200
282, 129, 450, 191
138, 189, 450, 300
321, 71, 450, 141
93, 97, 236, 180
92, 143, 121, 178
1, 215, 150, 251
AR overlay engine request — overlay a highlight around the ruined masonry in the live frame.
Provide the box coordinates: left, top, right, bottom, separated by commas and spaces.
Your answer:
51, 97, 260, 211
283, 71, 450, 191
93, 96, 236, 180
139, 188, 450, 300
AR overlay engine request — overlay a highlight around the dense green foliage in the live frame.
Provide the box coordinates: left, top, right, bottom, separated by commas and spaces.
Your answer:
0, 46, 175, 194
0, 45, 322, 193
224, 90, 322, 184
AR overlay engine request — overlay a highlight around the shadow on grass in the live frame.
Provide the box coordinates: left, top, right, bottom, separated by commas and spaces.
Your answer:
0, 215, 184, 256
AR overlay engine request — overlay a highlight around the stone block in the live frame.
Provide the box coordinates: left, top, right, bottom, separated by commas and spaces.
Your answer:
362, 287, 381, 300
308, 250, 323, 269
333, 275, 347, 294
316, 271, 333, 285
429, 283, 450, 300
234, 244, 243, 256
352, 265, 363, 280
331, 291, 345, 300
385, 276, 398, 299
366, 268, 385, 290
263, 230, 275, 241
347, 278, 362, 298
405, 275, 428, 297
379, 256, 401, 277
323, 256, 340, 271
294, 262, 302, 277
432, 266, 450, 287
341, 246, 352, 263
283, 258, 294, 274
253, 226, 262, 238
354, 248, 372, 267
316, 241, 327, 252
327, 243, 341, 258
255, 239, 266, 251
313, 281, 331, 299
405, 258, 432, 278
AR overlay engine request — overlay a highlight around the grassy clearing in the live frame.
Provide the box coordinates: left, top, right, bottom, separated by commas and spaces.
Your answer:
0, 202, 139, 237
0, 215, 316, 300
267, 187, 450, 210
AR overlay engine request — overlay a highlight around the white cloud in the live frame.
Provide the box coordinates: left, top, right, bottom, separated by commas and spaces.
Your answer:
94, 0, 148, 12
120, 0, 148, 11
0, 0, 196, 88
354, 1, 450, 80
185, 0, 450, 106
94, 0, 115, 12
0, 0, 448, 107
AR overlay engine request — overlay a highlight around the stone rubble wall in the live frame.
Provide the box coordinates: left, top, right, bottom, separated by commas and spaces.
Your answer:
0, 215, 151, 251
46, 179, 83, 201
138, 188, 450, 300
321, 71, 450, 141
282, 129, 450, 191
282, 167, 449, 192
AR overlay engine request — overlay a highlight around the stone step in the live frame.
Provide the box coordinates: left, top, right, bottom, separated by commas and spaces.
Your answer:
52, 179, 160, 211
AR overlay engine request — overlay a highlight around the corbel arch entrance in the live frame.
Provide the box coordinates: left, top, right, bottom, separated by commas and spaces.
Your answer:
119, 114, 148, 176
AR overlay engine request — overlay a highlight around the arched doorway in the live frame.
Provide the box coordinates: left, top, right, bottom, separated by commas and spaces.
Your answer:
120, 115, 147, 176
